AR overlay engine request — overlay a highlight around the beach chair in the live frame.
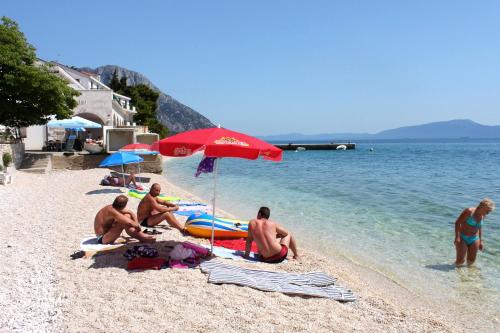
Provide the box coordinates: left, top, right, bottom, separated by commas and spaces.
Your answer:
110, 171, 151, 183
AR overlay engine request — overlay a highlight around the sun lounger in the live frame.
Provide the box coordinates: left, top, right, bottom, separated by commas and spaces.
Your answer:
110, 171, 151, 183
200, 260, 356, 302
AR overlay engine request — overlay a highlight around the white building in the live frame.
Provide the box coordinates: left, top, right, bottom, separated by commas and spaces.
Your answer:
24, 61, 138, 151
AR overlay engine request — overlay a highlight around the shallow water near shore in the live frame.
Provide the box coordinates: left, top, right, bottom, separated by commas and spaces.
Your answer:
164, 139, 500, 323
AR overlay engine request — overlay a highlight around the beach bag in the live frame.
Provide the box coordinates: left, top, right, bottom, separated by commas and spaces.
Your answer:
182, 241, 209, 257
170, 244, 195, 260
123, 245, 158, 261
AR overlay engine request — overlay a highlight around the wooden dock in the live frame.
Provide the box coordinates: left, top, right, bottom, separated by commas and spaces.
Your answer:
274, 143, 355, 151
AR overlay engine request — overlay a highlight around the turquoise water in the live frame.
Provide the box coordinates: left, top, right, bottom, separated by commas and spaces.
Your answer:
163, 139, 500, 319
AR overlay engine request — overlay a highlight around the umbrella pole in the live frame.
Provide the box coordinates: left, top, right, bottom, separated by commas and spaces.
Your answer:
210, 158, 219, 255
122, 164, 126, 189
138, 162, 142, 189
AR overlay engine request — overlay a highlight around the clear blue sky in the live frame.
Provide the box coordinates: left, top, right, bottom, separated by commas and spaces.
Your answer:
2, 0, 500, 135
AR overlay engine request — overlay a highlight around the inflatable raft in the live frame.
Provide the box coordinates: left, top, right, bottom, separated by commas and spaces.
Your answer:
128, 189, 181, 202
185, 213, 249, 239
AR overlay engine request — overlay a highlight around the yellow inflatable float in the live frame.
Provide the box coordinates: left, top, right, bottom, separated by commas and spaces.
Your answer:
185, 213, 248, 239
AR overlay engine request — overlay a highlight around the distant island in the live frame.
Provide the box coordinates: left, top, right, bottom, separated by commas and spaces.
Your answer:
259, 119, 500, 141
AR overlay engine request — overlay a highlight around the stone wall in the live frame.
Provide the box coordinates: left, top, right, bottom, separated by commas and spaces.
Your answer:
51, 153, 162, 173
0, 143, 25, 170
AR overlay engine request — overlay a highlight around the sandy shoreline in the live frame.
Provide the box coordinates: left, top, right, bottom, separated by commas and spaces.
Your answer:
0, 168, 496, 332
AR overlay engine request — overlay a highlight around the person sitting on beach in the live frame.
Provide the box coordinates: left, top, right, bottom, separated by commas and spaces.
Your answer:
137, 183, 184, 232
101, 173, 143, 190
454, 198, 495, 266
94, 195, 155, 244
244, 207, 299, 263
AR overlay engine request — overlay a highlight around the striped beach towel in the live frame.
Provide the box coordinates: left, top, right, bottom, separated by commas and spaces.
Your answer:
200, 260, 356, 302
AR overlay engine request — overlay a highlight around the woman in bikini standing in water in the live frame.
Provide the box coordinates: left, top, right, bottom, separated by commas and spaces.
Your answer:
454, 198, 495, 266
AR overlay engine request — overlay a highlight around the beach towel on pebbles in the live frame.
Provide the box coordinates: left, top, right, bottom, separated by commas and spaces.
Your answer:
201, 245, 262, 262
200, 260, 356, 302
80, 236, 125, 252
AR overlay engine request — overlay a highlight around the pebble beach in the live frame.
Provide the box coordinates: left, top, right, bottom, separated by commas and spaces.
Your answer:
0, 168, 491, 332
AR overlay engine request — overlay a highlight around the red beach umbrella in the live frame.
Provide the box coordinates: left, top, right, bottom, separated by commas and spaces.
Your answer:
118, 143, 157, 187
158, 127, 282, 161
120, 143, 152, 151
157, 127, 283, 252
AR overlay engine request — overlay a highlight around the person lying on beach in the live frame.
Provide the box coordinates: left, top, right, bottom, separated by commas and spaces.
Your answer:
94, 195, 155, 244
137, 183, 184, 232
101, 173, 143, 190
244, 206, 299, 263
454, 198, 495, 266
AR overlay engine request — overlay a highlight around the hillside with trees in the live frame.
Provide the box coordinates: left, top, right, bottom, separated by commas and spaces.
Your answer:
108, 70, 168, 138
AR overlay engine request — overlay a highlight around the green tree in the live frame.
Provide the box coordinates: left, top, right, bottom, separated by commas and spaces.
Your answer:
146, 118, 168, 138
109, 69, 121, 91
0, 17, 79, 141
2, 152, 12, 167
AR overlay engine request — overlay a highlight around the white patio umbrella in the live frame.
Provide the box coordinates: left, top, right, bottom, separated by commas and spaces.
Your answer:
47, 116, 102, 129
47, 116, 102, 151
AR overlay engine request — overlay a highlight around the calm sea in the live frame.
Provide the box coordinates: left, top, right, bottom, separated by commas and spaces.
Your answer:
163, 139, 500, 320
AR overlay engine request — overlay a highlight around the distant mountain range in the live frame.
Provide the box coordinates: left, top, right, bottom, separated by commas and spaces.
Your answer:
80, 65, 214, 134
260, 120, 500, 141
69, 66, 500, 140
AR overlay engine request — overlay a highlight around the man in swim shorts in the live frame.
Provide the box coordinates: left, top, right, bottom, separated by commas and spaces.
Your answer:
244, 207, 299, 263
137, 183, 184, 232
94, 195, 155, 244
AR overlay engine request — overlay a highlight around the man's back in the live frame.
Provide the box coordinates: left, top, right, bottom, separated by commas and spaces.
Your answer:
94, 205, 115, 235
249, 218, 282, 258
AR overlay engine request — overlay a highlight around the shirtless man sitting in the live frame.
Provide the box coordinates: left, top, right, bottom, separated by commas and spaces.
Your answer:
244, 207, 299, 263
94, 195, 155, 244
137, 183, 184, 232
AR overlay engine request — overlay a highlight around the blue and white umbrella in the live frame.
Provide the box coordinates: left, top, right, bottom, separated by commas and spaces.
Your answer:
47, 116, 102, 129
99, 152, 144, 187
99, 152, 144, 167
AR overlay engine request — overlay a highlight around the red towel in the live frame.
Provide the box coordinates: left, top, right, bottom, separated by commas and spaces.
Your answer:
212, 238, 259, 253
127, 257, 166, 270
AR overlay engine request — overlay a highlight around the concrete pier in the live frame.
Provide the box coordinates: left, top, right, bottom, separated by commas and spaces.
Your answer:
274, 143, 355, 151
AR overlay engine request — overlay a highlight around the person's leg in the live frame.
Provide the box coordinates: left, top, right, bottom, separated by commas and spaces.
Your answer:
287, 233, 299, 259
143, 212, 168, 227
278, 233, 299, 259
125, 174, 137, 186
143, 212, 184, 231
455, 240, 468, 266
101, 223, 126, 244
163, 212, 184, 231
125, 226, 155, 243
279, 233, 291, 248
130, 174, 138, 186
466, 240, 480, 265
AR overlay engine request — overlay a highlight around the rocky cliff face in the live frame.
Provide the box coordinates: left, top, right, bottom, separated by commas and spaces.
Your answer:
80, 65, 214, 133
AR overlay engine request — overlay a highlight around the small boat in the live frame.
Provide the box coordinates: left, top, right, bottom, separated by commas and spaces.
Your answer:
336, 145, 347, 150
295, 147, 306, 152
